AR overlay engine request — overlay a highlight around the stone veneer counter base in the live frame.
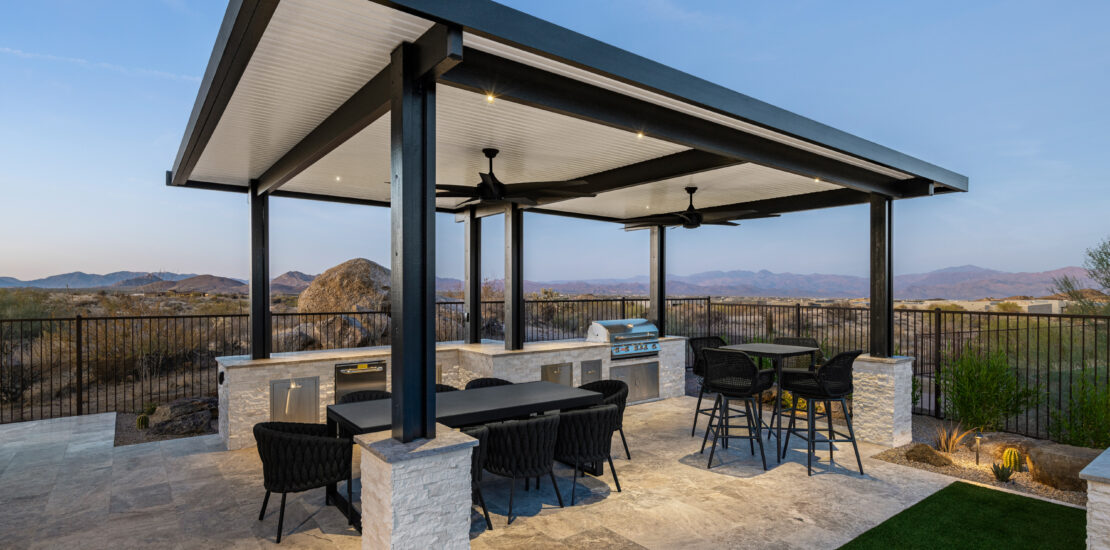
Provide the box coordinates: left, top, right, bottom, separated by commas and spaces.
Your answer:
216, 337, 686, 450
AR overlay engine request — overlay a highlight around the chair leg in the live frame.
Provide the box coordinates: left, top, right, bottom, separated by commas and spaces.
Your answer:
751, 397, 767, 470
700, 394, 721, 453
743, 400, 755, 456
707, 397, 722, 468
826, 400, 835, 466
782, 397, 797, 459
571, 461, 580, 506
259, 490, 270, 521
806, 400, 815, 476
476, 485, 492, 530
607, 455, 622, 492
276, 493, 287, 543
549, 472, 564, 508
842, 398, 865, 475
508, 476, 516, 525
619, 427, 631, 460
347, 470, 354, 526
722, 396, 730, 450
692, 384, 705, 436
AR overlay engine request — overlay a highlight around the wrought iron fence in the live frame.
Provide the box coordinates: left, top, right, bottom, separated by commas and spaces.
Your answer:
3, 300, 1108, 440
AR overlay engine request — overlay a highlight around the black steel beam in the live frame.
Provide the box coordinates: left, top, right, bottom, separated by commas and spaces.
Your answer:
649, 226, 666, 333
255, 24, 461, 196
464, 207, 482, 344
249, 180, 271, 359
504, 204, 525, 350
371, 0, 966, 192
442, 48, 936, 199
169, 0, 278, 187
869, 195, 894, 357
389, 42, 437, 442
174, 178, 461, 212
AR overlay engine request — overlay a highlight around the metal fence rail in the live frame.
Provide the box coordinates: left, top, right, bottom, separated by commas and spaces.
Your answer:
3, 300, 1108, 440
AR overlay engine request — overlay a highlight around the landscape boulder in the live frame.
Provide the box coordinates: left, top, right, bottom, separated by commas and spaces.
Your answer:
298, 258, 391, 313
275, 324, 317, 352
905, 443, 954, 467
311, 315, 371, 349
1027, 443, 1102, 491
149, 397, 216, 435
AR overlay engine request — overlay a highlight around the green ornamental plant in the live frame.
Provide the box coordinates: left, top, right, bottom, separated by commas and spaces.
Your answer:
938, 345, 1039, 431
991, 463, 1015, 482
1002, 448, 1023, 472
934, 423, 974, 453
1049, 378, 1110, 448
136, 413, 150, 430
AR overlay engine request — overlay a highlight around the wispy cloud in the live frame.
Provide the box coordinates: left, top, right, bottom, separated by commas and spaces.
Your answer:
636, 0, 737, 30
1, 47, 200, 83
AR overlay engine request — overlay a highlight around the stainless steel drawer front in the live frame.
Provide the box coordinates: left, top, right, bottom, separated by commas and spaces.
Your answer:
334, 361, 387, 403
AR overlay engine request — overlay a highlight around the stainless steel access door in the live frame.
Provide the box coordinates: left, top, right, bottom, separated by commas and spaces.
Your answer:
610, 361, 660, 403
270, 376, 320, 423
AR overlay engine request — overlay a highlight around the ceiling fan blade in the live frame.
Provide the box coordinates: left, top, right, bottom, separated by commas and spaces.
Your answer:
453, 197, 484, 208
505, 196, 538, 206
699, 208, 757, 223
435, 191, 478, 198
623, 222, 680, 231
435, 184, 478, 194
531, 189, 597, 198
618, 214, 683, 225
704, 221, 740, 227
503, 179, 589, 193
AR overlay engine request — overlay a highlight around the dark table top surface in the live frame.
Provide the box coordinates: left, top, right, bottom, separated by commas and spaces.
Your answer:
722, 343, 819, 357
327, 381, 603, 435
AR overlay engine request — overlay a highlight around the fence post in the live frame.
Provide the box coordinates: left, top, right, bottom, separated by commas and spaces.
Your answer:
620, 297, 627, 319
794, 303, 802, 336
704, 297, 711, 336
75, 314, 83, 416
933, 308, 942, 419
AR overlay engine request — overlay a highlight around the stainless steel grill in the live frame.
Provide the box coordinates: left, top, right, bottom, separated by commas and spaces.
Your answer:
585, 319, 660, 360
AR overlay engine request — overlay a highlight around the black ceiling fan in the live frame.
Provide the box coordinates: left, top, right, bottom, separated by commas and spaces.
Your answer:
620, 186, 759, 230
436, 148, 596, 207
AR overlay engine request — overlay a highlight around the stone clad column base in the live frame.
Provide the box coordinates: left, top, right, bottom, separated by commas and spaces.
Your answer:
852, 354, 913, 447
1080, 449, 1110, 549
356, 424, 477, 550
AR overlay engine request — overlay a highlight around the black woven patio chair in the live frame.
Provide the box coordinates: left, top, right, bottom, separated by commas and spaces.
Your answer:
554, 404, 621, 505
436, 383, 460, 393
338, 389, 391, 404
254, 422, 352, 543
577, 379, 631, 460
483, 414, 564, 524
465, 377, 513, 390
688, 336, 728, 437
699, 349, 774, 470
461, 425, 493, 530
780, 350, 864, 476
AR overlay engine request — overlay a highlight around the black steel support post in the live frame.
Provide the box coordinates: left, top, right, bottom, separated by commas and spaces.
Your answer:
869, 195, 894, 357
649, 226, 666, 334
504, 203, 525, 350
464, 206, 482, 344
249, 180, 271, 359
389, 41, 437, 442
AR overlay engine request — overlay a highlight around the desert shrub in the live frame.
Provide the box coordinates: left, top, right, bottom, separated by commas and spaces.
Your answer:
939, 345, 1039, 431
934, 423, 973, 453
912, 376, 922, 408
0, 364, 34, 402
994, 302, 1022, 313
1049, 378, 1110, 448
991, 463, 1014, 482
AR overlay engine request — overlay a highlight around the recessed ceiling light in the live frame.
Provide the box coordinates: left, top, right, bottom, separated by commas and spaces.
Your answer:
814, 177, 820, 182
636, 131, 644, 139
485, 93, 495, 103
335, 176, 342, 182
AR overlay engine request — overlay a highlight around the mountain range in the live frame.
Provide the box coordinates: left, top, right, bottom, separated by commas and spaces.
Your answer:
0, 265, 1096, 300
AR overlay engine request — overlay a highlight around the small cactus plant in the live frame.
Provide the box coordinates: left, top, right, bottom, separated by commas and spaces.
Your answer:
1002, 448, 1023, 472
991, 462, 1015, 482
142, 402, 158, 416
136, 413, 150, 430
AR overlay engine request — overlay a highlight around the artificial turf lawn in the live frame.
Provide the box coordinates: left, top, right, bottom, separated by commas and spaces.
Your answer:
840, 481, 1086, 549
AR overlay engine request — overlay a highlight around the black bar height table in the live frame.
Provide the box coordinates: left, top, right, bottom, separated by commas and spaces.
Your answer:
325, 381, 603, 528
722, 343, 819, 462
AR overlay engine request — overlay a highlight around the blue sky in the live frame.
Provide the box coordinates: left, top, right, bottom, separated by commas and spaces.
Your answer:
1, 0, 1107, 282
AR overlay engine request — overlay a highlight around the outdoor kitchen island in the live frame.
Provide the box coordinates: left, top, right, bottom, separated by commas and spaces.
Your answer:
215, 334, 687, 451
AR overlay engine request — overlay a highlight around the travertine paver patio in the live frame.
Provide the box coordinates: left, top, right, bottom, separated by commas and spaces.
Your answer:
0, 397, 952, 549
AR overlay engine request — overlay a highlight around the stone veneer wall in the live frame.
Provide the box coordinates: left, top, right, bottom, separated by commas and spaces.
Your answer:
217, 337, 687, 450
851, 354, 913, 447
1081, 448, 1110, 550
357, 424, 476, 549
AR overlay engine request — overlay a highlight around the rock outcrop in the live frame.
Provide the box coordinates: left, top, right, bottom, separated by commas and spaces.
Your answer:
1028, 443, 1103, 491
905, 443, 953, 467
298, 258, 390, 313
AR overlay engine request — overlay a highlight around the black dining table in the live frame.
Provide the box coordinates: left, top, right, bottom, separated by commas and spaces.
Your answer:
325, 381, 603, 528
721, 343, 819, 462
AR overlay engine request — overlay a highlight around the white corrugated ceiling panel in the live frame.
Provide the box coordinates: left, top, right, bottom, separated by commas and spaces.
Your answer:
546, 163, 842, 220
280, 86, 688, 206
190, 0, 433, 186
465, 33, 911, 181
